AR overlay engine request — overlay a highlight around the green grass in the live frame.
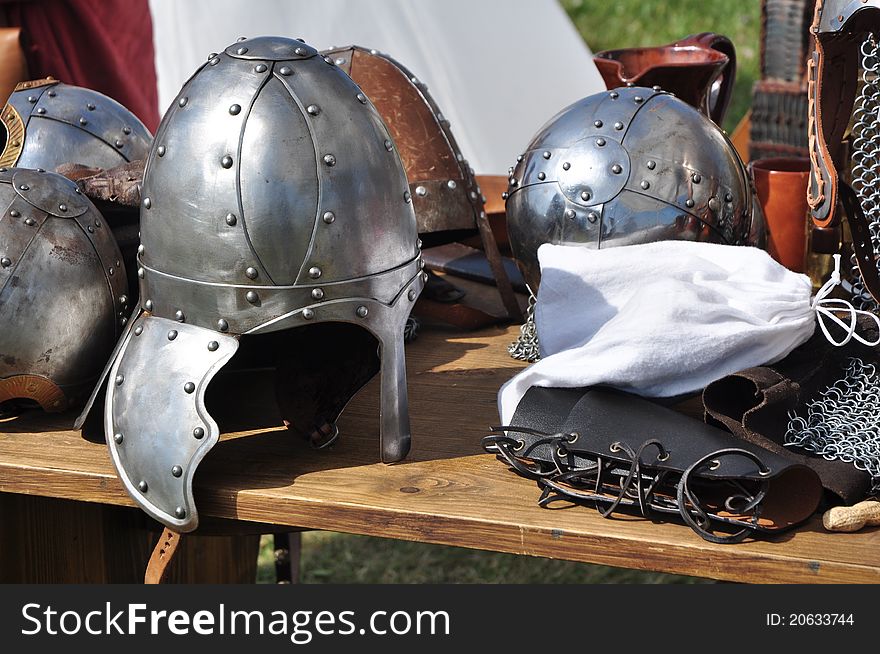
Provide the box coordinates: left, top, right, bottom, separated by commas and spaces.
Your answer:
256, 1, 759, 584
257, 532, 709, 584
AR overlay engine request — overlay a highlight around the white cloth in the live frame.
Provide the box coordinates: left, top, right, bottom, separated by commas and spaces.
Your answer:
499, 241, 821, 424
147, 0, 605, 174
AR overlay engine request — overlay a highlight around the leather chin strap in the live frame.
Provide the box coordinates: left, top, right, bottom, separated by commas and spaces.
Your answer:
144, 528, 181, 584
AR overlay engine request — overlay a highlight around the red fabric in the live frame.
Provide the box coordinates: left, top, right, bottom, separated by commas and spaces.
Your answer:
4, 0, 160, 132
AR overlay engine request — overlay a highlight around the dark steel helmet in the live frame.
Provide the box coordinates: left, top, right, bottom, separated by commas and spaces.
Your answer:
77, 36, 425, 532
323, 45, 521, 319
323, 45, 484, 236
0, 168, 128, 411
0, 78, 152, 171
506, 86, 766, 290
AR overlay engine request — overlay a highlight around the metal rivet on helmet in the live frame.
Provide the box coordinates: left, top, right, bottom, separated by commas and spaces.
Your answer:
245, 290, 259, 303
356, 305, 369, 318
193, 427, 205, 439
322, 153, 336, 166
308, 266, 322, 279
311, 288, 324, 300
183, 382, 195, 394
221, 155, 234, 168
114, 433, 124, 444
225, 212, 237, 226
171, 465, 183, 477
138, 481, 148, 492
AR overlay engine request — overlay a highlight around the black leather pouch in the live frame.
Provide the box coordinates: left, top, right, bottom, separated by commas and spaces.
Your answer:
484, 386, 823, 543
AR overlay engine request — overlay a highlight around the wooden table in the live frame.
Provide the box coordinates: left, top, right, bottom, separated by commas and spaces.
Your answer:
1, 324, 879, 583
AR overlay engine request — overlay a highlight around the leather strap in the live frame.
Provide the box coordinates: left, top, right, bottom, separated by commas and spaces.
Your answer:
144, 527, 181, 584
840, 181, 880, 300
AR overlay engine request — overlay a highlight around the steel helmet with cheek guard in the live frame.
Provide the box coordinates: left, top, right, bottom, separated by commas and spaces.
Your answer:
76, 36, 425, 532
505, 86, 766, 291
0, 78, 152, 171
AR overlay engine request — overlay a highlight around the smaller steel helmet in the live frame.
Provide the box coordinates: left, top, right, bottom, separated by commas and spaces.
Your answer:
0, 78, 152, 172
506, 86, 766, 290
0, 168, 128, 411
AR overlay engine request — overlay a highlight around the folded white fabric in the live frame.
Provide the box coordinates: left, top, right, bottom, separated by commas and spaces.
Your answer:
499, 241, 819, 424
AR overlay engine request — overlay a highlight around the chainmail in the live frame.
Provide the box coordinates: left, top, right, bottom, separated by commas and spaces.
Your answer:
847, 35, 880, 310
507, 290, 540, 362
403, 315, 420, 343
785, 357, 880, 493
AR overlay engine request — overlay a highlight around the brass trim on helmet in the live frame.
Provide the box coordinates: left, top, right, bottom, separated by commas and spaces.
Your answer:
0, 374, 67, 412
13, 77, 56, 92
0, 103, 24, 168
0, 78, 58, 168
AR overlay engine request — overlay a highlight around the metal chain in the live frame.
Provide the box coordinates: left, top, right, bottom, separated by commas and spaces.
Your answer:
785, 357, 880, 493
507, 290, 541, 362
847, 35, 880, 310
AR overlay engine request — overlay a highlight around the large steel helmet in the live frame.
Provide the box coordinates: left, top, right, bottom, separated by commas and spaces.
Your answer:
77, 36, 425, 532
0, 78, 152, 171
506, 86, 766, 290
0, 168, 128, 411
